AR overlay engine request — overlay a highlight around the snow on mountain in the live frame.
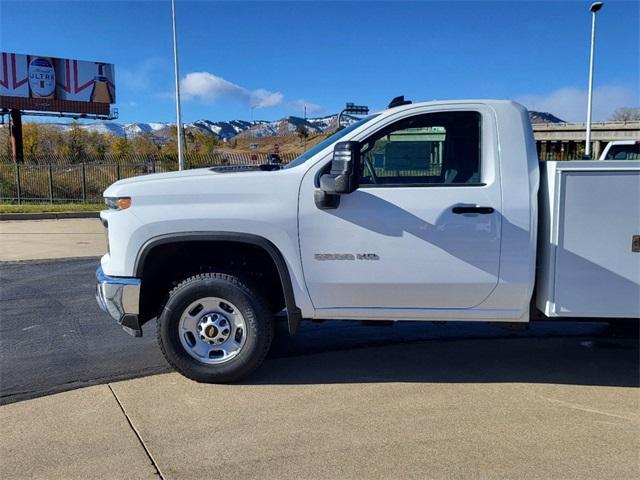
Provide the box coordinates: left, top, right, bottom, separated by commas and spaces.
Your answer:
53, 121, 172, 137
528, 111, 565, 124
236, 114, 359, 139
74, 122, 125, 136
44, 111, 562, 142
191, 119, 254, 140
56, 114, 361, 142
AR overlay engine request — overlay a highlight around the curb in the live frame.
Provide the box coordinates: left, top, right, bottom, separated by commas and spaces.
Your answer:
0, 211, 100, 221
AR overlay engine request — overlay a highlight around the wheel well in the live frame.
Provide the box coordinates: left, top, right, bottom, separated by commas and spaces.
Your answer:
137, 240, 286, 326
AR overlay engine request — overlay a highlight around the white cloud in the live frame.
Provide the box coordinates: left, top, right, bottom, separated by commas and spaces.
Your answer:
290, 99, 322, 114
180, 72, 283, 109
515, 85, 638, 122
248, 88, 284, 108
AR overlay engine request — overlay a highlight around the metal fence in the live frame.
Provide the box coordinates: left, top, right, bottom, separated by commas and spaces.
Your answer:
0, 151, 300, 204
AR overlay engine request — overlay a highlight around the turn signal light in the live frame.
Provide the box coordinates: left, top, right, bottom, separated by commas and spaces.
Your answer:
118, 197, 132, 209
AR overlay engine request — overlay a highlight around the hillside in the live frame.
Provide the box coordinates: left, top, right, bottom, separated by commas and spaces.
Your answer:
30, 110, 564, 144
529, 111, 565, 124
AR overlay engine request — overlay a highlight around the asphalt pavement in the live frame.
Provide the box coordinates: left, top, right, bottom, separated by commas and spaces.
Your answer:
1, 257, 638, 405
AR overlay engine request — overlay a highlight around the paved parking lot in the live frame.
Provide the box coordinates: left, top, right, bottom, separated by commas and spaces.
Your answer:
0, 218, 104, 261
1, 219, 638, 479
2, 334, 638, 479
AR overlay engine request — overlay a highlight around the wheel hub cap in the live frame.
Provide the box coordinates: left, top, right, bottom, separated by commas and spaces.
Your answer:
179, 297, 247, 365
197, 313, 231, 345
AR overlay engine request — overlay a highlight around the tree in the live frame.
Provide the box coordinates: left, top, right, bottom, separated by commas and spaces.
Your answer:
84, 130, 110, 160
296, 124, 309, 141
190, 131, 219, 154
0, 124, 12, 160
130, 134, 159, 157
609, 107, 640, 122
21, 123, 70, 162
22, 123, 42, 161
161, 126, 180, 157
66, 121, 87, 163
110, 136, 131, 159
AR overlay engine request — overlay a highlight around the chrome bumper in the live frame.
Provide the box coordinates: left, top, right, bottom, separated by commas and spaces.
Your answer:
96, 266, 143, 337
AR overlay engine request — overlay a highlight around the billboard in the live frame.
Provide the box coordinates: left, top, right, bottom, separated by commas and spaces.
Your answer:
0, 52, 115, 115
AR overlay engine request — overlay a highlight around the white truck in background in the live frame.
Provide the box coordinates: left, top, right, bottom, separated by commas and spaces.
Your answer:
96, 98, 640, 382
599, 140, 640, 160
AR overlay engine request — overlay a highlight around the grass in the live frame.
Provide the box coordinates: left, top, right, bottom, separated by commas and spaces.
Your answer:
0, 203, 104, 214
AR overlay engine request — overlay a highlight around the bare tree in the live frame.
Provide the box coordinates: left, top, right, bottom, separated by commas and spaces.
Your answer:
609, 107, 640, 121
296, 124, 309, 141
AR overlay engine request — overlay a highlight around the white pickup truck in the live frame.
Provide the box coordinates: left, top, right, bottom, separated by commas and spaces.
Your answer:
96, 98, 640, 382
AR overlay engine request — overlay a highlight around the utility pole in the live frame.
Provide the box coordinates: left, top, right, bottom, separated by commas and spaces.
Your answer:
171, 0, 185, 170
584, 2, 604, 159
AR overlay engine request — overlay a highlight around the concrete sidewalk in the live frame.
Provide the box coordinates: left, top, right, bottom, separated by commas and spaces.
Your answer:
2, 338, 638, 480
0, 218, 105, 262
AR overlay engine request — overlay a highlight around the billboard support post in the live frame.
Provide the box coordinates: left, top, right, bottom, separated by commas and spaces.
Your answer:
9, 109, 23, 164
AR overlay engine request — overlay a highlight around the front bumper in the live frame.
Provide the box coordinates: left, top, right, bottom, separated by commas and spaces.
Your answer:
96, 266, 143, 337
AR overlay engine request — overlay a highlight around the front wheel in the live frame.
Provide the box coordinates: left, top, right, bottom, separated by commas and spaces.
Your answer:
157, 273, 274, 382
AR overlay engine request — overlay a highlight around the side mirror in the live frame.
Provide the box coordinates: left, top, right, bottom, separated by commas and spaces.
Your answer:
315, 141, 361, 209
321, 141, 361, 194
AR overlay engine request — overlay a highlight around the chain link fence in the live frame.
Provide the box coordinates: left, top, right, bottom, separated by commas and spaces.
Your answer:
0, 151, 300, 204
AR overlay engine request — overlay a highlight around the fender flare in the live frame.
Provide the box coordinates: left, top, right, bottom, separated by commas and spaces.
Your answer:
134, 232, 303, 334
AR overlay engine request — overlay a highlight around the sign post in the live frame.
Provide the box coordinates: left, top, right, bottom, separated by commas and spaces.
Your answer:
337, 102, 369, 130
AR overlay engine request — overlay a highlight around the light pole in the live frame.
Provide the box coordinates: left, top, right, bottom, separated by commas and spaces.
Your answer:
584, 1, 604, 159
171, 0, 185, 170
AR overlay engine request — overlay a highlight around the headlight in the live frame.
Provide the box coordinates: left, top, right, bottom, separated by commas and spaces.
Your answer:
105, 196, 132, 210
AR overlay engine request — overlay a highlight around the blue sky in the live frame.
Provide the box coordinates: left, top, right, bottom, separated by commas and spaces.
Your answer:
1, 0, 638, 123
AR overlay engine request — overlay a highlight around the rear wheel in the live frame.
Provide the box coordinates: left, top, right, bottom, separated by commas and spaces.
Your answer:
157, 273, 274, 382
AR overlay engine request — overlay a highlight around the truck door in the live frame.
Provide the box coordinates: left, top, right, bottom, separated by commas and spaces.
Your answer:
298, 108, 502, 312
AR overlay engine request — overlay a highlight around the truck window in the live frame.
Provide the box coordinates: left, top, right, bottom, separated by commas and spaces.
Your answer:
359, 111, 482, 186
604, 143, 640, 160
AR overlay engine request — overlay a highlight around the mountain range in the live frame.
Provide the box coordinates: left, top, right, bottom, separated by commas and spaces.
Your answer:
46, 111, 564, 143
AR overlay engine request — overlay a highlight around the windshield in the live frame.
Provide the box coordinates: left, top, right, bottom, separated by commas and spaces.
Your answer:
283, 115, 379, 169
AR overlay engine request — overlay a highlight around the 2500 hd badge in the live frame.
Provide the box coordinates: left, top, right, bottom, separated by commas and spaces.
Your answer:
314, 253, 380, 261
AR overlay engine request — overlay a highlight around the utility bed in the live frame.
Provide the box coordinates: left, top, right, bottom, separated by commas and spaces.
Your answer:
536, 160, 640, 318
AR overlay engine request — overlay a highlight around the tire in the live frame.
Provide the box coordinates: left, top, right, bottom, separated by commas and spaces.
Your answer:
157, 272, 274, 383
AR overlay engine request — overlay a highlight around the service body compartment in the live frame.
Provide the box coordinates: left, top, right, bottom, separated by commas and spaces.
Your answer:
536, 160, 640, 318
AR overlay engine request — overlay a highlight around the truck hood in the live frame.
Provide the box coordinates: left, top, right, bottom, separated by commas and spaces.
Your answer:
103, 166, 301, 205
108, 167, 217, 188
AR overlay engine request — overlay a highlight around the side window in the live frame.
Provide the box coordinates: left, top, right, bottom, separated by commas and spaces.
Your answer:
359, 111, 482, 186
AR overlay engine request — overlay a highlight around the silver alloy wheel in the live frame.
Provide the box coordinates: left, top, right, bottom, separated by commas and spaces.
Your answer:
178, 296, 247, 364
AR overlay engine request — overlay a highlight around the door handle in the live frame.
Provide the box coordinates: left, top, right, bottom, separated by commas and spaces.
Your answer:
452, 206, 494, 215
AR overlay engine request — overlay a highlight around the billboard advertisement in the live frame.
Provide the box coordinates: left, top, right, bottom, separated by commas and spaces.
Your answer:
0, 52, 115, 115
